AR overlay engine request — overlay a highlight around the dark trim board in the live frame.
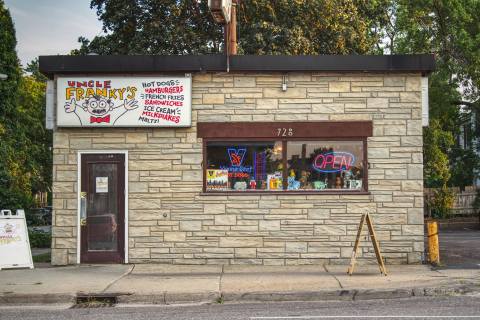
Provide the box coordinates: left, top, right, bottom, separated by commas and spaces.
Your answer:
39, 54, 435, 78
197, 121, 373, 139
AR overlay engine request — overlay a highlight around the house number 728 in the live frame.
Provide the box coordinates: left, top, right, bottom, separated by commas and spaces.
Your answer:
277, 128, 294, 137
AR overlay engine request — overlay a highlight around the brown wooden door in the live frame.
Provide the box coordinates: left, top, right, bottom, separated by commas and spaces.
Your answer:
81, 154, 125, 263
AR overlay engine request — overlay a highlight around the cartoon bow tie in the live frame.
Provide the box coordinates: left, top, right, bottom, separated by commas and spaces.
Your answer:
90, 115, 110, 123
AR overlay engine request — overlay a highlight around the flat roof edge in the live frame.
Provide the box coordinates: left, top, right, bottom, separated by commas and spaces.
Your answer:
39, 54, 435, 77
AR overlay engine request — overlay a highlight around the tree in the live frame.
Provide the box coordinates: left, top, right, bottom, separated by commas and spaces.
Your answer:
381, 0, 480, 196
0, 1, 52, 209
0, 0, 27, 208
73, 0, 223, 55
74, 0, 388, 55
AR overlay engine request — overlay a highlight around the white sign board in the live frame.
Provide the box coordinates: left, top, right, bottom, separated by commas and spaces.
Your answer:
96, 177, 109, 193
56, 76, 192, 127
421, 77, 429, 127
0, 210, 34, 270
45, 80, 55, 130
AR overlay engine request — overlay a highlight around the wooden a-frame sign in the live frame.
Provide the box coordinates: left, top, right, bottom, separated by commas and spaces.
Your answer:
347, 213, 387, 276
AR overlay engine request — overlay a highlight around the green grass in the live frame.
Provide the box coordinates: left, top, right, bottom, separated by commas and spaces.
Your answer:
32, 252, 51, 263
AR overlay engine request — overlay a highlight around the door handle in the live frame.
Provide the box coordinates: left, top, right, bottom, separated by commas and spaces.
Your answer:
80, 192, 87, 226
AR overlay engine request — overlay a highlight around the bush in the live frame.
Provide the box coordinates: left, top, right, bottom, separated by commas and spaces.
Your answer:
428, 186, 456, 219
28, 230, 51, 248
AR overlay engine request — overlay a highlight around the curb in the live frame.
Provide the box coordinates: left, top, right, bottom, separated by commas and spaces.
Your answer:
1, 284, 479, 306
0, 293, 75, 305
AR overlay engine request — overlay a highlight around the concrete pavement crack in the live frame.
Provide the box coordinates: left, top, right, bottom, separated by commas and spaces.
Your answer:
101, 264, 135, 294
323, 265, 344, 289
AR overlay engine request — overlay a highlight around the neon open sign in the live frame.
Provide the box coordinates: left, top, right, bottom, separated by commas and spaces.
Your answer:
312, 151, 355, 173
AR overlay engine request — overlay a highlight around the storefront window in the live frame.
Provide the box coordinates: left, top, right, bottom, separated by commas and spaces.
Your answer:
286, 141, 364, 191
206, 141, 283, 191
204, 139, 366, 193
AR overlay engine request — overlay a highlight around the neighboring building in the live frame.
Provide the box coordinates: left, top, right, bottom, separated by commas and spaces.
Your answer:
39, 54, 435, 266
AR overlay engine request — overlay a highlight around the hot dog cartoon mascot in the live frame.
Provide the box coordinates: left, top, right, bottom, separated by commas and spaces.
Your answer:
64, 95, 139, 126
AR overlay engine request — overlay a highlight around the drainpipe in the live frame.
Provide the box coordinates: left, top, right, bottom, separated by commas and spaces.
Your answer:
225, 0, 238, 72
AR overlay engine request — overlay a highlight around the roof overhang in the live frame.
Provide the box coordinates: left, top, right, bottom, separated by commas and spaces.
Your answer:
39, 54, 435, 78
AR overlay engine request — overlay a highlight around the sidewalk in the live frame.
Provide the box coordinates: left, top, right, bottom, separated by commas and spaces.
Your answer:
0, 264, 479, 305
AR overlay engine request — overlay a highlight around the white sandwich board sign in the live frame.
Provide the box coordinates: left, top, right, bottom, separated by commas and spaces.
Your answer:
56, 75, 192, 127
0, 209, 34, 270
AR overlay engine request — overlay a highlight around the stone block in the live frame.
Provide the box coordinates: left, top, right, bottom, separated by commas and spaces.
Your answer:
215, 215, 237, 225
406, 77, 421, 91
384, 76, 405, 87
312, 103, 344, 113
180, 221, 202, 231
384, 124, 406, 136
368, 148, 389, 158
182, 153, 202, 164
53, 132, 69, 148
182, 170, 202, 182
259, 220, 280, 231
407, 120, 422, 135
129, 198, 161, 209
51, 248, 68, 265
329, 82, 350, 92
126, 132, 148, 144
55, 214, 76, 227
194, 73, 212, 82
52, 182, 74, 193
402, 224, 423, 236
235, 248, 257, 258
204, 203, 225, 214
203, 94, 225, 104
129, 182, 149, 193
285, 242, 307, 253
129, 160, 171, 171
407, 252, 422, 263
400, 92, 421, 103
314, 225, 346, 236
56, 170, 76, 182
256, 99, 278, 109
264, 87, 306, 98
164, 232, 186, 242
130, 226, 151, 237
341, 247, 353, 258
407, 208, 424, 224
401, 181, 423, 192
407, 164, 423, 179
308, 208, 330, 219
219, 237, 263, 247
346, 202, 376, 214
234, 77, 256, 87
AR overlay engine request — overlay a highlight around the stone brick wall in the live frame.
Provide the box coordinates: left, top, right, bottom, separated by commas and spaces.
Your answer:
51, 72, 424, 265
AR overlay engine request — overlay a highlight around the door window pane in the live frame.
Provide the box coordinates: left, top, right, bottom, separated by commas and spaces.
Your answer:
286, 141, 364, 191
206, 141, 283, 191
87, 163, 118, 251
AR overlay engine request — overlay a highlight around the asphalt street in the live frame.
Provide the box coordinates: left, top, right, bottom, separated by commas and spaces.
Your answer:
438, 228, 480, 269
1, 296, 480, 320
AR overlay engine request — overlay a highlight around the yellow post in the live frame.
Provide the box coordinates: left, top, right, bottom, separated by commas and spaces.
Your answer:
427, 220, 440, 265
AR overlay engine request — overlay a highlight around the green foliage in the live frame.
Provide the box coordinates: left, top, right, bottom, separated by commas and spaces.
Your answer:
0, 1, 52, 210
423, 119, 454, 188
32, 252, 51, 263
75, 0, 388, 55
73, 0, 223, 55
429, 186, 456, 218
28, 230, 51, 248
237, 0, 386, 55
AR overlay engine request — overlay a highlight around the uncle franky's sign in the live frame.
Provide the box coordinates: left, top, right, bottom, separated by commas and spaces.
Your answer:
56, 76, 191, 127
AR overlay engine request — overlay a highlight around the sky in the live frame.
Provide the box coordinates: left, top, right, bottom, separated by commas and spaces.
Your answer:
4, 0, 104, 67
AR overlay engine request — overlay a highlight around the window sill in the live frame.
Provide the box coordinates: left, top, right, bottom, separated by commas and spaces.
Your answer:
200, 190, 371, 196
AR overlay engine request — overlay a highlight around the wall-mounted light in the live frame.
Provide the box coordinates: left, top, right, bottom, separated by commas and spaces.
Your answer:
282, 75, 287, 91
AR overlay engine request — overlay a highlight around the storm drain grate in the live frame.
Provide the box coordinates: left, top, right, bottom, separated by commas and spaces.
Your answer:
72, 294, 117, 308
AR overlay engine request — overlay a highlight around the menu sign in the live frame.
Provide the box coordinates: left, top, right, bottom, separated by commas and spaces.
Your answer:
56, 76, 192, 127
